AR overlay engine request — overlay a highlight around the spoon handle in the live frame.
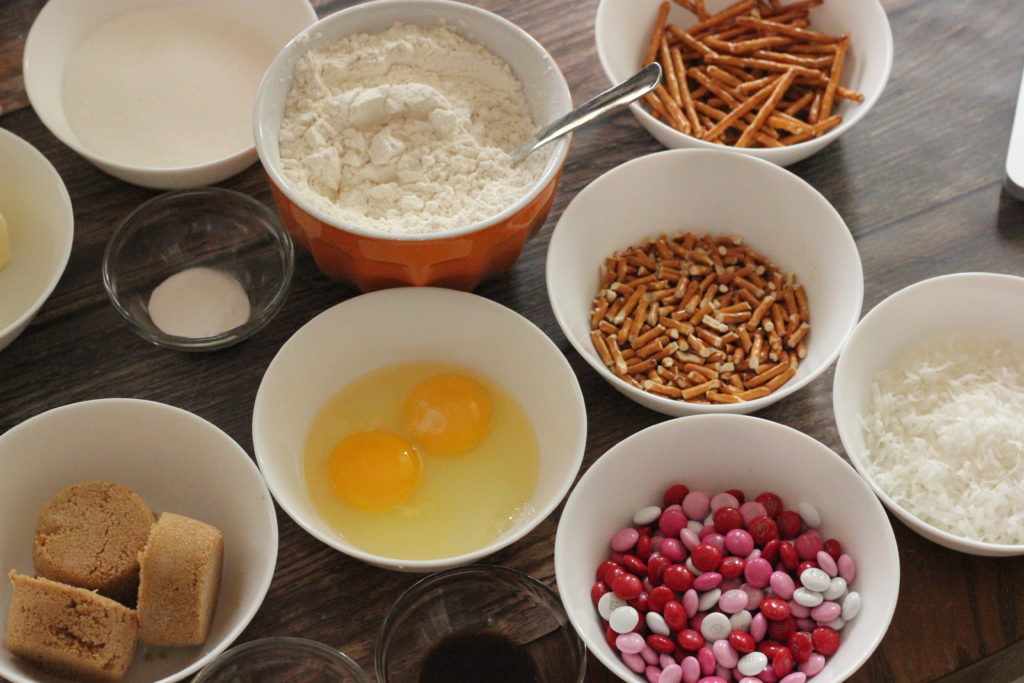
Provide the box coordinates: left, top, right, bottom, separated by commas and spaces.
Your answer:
510, 62, 663, 166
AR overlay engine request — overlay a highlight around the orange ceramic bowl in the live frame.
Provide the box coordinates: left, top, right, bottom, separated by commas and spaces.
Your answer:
254, 0, 572, 292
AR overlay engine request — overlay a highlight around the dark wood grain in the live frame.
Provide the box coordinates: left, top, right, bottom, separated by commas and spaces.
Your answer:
2, 0, 1024, 681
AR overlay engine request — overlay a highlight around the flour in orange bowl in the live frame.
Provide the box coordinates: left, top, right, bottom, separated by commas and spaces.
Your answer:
278, 24, 546, 235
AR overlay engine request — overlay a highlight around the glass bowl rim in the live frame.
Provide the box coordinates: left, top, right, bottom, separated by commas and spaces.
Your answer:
192, 635, 370, 682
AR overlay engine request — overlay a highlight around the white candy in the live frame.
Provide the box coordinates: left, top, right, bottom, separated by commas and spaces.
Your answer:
729, 610, 753, 632
700, 612, 731, 642
797, 502, 821, 528
610, 605, 640, 634
800, 567, 831, 592
792, 587, 824, 607
841, 592, 862, 620
686, 557, 703, 576
598, 592, 626, 620
646, 611, 671, 636
633, 505, 663, 526
687, 520, 703, 534
704, 512, 715, 526
823, 577, 847, 601
737, 651, 769, 676
824, 615, 846, 631
698, 588, 722, 612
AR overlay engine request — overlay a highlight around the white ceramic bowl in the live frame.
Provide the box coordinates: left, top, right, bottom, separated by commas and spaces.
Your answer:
253, 287, 587, 572
0, 399, 279, 683
547, 149, 863, 416
23, 0, 316, 189
555, 414, 900, 682
595, 0, 893, 166
834, 272, 1024, 557
0, 129, 73, 353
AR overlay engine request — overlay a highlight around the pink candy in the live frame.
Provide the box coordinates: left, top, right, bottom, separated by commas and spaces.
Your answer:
770, 571, 796, 600
616, 632, 645, 654
682, 491, 712, 520
719, 589, 749, 614
694, 572, 723, 591
744, 558, 772, 588
660, 506, 687, 537
816, 550, 838, 577
611, 528, 640, 552
660, 664, 683, 683
710, 492, 740, 510
838, 553, 857, 583
725, 528, 755, 556
811, 601, 841, 623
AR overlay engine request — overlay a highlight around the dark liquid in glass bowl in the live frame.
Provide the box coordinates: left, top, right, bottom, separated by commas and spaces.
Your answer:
418, 629, 541, 683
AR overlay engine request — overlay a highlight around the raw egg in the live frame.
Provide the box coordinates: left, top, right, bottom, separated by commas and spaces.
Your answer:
403, 373, 493, 455
327, 430, 421, 510
304, 362, 538, 561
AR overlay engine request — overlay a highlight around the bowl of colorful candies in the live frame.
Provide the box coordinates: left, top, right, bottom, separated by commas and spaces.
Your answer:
555, 414, 899, 681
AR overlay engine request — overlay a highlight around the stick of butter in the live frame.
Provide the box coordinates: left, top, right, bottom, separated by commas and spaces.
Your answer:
0, 208, 10, 270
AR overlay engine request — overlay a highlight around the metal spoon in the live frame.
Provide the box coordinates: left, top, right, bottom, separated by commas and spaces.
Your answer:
510, 62, 663, 166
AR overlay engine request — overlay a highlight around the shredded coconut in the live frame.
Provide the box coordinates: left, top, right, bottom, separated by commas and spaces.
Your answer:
278, 24, 546, 235
859, 334, 1024, 545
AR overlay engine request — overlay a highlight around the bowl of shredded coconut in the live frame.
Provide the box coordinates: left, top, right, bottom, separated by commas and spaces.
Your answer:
254, 0, 572, 291
833, 272, 1024, 556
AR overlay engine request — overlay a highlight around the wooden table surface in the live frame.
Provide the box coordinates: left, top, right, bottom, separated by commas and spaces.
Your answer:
2, 0, 1023, 681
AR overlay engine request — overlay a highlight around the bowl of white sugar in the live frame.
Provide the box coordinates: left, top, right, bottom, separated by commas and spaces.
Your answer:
23, 0, 317, 189
253, 0, 573, 291
833, 272, 1024, 556
103, 188, 294, 352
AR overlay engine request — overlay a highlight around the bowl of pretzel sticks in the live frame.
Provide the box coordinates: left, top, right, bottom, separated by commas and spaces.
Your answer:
595, 0, 893, 166
546, 148, 863, 416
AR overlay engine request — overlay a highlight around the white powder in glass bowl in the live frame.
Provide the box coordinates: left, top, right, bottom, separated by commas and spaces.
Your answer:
278, 23, 547, 235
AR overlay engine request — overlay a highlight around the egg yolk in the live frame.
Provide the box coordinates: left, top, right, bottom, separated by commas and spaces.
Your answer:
328, 430, 421, 510
403, 373, 493, 455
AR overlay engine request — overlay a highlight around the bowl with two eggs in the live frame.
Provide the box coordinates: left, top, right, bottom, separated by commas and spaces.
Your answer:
253, 287, 587, 571
253, 0, 572, 291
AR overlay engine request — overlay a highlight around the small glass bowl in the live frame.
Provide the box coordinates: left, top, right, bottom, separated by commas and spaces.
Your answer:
102, 187, 294, 351
376, 565, 586, 682
193, 637, 370, 682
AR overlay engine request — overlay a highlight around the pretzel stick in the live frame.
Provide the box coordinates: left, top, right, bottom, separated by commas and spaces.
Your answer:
645, 2, 672, 65
660, 37, 683, 105
767, 0, 822, 11
736, 69, 795, 147
783, 90, 814, 115
808, 89, 822, 123
754, 49, 833, 68
655, 85, 691, 133
644, 92, 671, 120
694, 0, 709, 20
705, 35, 793, 54
734, 16, 841, 43
819, 35, 849, 120
701, 76, 779, 141
671, 47, 702, 133
688, 0, 757, 35
706, 53, 824, 79
784, 42, 838, 54
668, 25, 717, 58
837, 85, 864, 102
672, 0, 699, 12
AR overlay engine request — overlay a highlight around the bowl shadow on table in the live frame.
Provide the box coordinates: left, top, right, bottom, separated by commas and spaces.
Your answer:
996, 188, 1024, 241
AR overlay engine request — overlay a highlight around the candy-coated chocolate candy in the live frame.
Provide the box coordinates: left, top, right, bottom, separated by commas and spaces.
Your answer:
823, 577, 847, 601
769, 571, 796, 600
810, 601, 841, 623
710, 492, 740, 511
686, 557, 703, 577
662, 538, 687, 562
660, 663, 683, 683
794, 531, 824, 561
778, 542, 799, 570
681, 656, 701, 683
617, 632, 646, 654
694, 572, 723, 591
664, 600, 688, 631
623, 652, 646, 673
664, 564, 695, 592
605, 625, 619, 650
648, 554, 673, 585
677, 628, 705, 651
680, 527, 701, 551
740, 583, 764, 611
773, 646, 795, 676
729, 629, 756, 654
798, 653, 826, 676
824, 616, 846, 630
660, 507, 688, 537
746, 515, 779, 546
598, 592, 627, 620
787, 631, 813, 663
629, 592, 650, 612
799, 567, 830, 592
792, 588, 823, 608
635, 505, 664, 526
641, 645, 660, 664
597, 560, 621, 582
692, 543, 723, 572
795, 618, 816, 632
683, 588, 699, 617
725, 528, 755, 556
712, 638, 739, 668
636, 535, 653, 561
610, 605, 641, 634
713, 506, 743, 534
664, 484, 690, 506
648, 634, 676, 654
612, 527, 640, 552
645, 664, 662, 683
592, 581, 609, 604
701, 532, 726, 553
823, 538, 842, 561
788, 600, 811, 618
744, 557, 772, 588
842, 592, 862, 621
815, 550, 837, 577
682, 491, 712, 521
659, 653, 675, 669
729, 609, 752, 633
795, 502, 820, 529
797, 560, 818, 578
725, 489, 745, 504
750, 612, 767, 642
756, 640, 784, 658
697, 646, 717, 674
759, 597, 791, 621
613, 573, 643, 600
811, 626, 840, 655
719, 589, 749, 614
622, 554, 647, 576
698, 588, 722, 612
761, 538, 780, 565
755, 492, 783, 518
837, 553, 857, 583
776, 510, 803, 539
649, 585, 675, 612
739, 501, 768, 526
718, 556, 744, 579
767, 616, 796, 643
700, 612, 731, 642
737, 651, 769, 676
779, 673, 807, 683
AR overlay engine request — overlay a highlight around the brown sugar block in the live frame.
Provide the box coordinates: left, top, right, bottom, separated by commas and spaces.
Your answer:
137, 512, 224, 646
34, 481, 155, 605
4, 571, 138, 683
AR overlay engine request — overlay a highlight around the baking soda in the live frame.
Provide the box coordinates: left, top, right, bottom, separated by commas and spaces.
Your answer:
147, 268, 250, 338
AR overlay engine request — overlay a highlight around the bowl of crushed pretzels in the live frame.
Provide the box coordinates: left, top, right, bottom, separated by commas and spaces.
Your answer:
595, 0, 893, 166
546, 148, 863, 416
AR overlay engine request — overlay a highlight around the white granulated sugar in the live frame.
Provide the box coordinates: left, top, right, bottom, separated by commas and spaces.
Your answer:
859, 334, 1024, 545
278, 24, 546, 235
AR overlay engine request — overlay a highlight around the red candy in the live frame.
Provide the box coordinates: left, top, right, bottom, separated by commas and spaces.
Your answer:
757, 640, 784, 658
719, 555, 746, 579
648, 554, 672, 584
788, 631, 813, 663
773, 647, 795, 676
628, 592, 649, 612
776, 510, 803, 538
591, 581, 608, 604
597, 560, 620, 582
648, 634, 676, 653
824, 538, 842, 561
677, 629, 705, 651
747, 515, 780, 545
691, 543, 722, 572
729, 630, 756, 654
663, 483, 689, 506
713, 506, 744, 534
778, 541, 799, 570
755, 492, 783, 517
797, 560, 819, 577
812, 626, 841, 655
612, 573, 643, 600
762, 538, 781, 565
664, 600, 687, 631
663, 564, 694, 592
767, 616, 797, 642
648, 585, 675, 613
725, 488, 745, 504
621, 554, 647, 575
636, 535, 653, 560
759, 597, 791, 621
